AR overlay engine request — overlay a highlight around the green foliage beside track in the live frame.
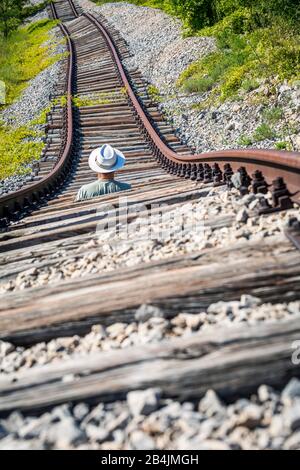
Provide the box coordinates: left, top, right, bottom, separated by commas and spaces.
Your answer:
96, 1, 300, 105
0, 0, 50, 38
0, 123, 44, 180
0, 18, 66, 180
0, 19, 63, 107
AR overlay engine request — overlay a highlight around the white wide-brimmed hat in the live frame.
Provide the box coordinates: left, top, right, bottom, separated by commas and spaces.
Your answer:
88, 144, 126, 174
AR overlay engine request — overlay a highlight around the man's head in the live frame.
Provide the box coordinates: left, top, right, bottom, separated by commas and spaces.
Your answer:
89, 144, 125, 179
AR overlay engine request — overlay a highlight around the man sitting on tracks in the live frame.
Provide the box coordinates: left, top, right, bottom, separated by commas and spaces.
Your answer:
76, 144, 131, 201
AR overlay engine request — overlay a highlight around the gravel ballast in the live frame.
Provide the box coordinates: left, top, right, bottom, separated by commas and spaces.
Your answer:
1, 186, 299, 293
0, 296, 299, 375
1, 377, 300, 449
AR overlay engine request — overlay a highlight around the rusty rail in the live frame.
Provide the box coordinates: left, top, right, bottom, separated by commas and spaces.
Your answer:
0, 2, 74, 222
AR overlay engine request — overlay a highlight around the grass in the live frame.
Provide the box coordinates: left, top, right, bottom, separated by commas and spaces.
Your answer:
241, 78, 260, 93
95, 2, 299, 108
147, 84, 163, 102
237, 134, 253, 146
72, 92, 112, 107
0, 18, 67, 180
0, 19, 64, 108
182, 76, 215, 94
275, 141, 292, 150
253, 123, 276, 141
0, 121, 44, 180
262, 106, 283, 124
177, 11, 300, 105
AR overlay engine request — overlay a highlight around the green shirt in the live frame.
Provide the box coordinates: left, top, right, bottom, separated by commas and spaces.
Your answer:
76, 179, 131, 201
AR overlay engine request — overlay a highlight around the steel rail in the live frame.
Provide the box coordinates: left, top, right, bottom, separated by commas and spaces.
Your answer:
83, 11, 300, 195
0, 1, 75, 221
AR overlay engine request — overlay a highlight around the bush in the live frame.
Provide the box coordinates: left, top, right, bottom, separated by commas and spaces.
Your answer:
182, 76, 214, 93
262, 106, 283, 124
0, 19, 62, 106
237, 134, 252, 146
96, 1, 299, 33
275, 141, 291, 150
0, 0, 26, 38
0, 121, 43, 179
253, 123, 276, 141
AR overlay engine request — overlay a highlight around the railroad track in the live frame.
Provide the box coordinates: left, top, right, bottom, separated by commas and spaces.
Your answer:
0, 0, 300, 418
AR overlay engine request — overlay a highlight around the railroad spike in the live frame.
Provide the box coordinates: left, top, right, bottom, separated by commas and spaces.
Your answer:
271, 177, 294, 210
203, 163, 213, 184
251, 170, 269, 194
212, 163, 224, 186
223, 163, 234, 188
190, 164, 197, 181
184, 164, 191, 179
196, 164, 204, 182
180, 164, 187, 178
236, 166, 251, 195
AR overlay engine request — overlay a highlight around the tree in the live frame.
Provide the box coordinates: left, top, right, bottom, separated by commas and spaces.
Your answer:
0, 0, 26, 38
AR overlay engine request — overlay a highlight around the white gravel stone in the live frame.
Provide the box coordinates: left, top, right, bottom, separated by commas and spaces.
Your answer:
1, 296, 299, 375
2, 380, 300, 449
127, 389, 161, 417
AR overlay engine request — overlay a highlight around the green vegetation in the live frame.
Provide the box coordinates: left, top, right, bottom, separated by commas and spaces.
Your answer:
0, 93, 68, 179
237, 134, 252, 146
31, 96, 67, 126
178, 17, 299, 103
181, 76, 215, 94
275, 141, 292, 151
253, 123, 276, 141
147, 84, 163, 102
237, 120, 278, 147
72, 92, 112, 107
261, 106, 283, 124
0, 121, 44, 179
21, 1, 50, 22
0, 0, 49, 38
0, 19, 64, 107
97, 2, 299, 105
177, 1, 299, 103
0, 0, 26, 38
0, 15, 67, 180
240, 78, 259, 93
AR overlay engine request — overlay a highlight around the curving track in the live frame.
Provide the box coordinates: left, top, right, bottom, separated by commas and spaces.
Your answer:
0, 0, 300, 415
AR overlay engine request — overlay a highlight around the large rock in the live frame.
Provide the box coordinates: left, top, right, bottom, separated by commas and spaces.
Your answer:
85, 424, 109, 443
41, 418, 86, 448
130, 430, 156, 450
135, 304, 165, 322
283, 404, 300, 432
73, 403, 90, 421
236, 404, 263, 429
18, 415, 52, 439
178, 435, 230, 450
284, 431, 300, 450
127, 388, 161, 416
0, 341, 14, 358
198, 390, 225, 417
282, 378, 300, 400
